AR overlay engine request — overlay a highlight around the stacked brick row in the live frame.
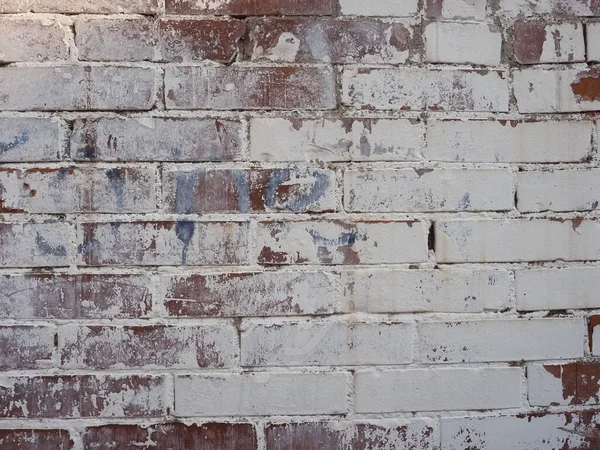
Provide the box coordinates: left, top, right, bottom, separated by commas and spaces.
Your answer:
0, 0, 599, 448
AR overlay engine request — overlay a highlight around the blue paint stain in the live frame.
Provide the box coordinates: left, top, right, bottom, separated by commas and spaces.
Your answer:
0, 131, 29, 154
35, 232, 67, 257
308, 229, 357, 247
106, 168, 126, 209
175, 221, 195, 264
231, 170, 251, 213
264, 170, 330, 212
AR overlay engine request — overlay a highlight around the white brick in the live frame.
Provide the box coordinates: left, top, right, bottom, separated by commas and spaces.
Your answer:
241, 321, 413, 366
418, 318, 584, 363
424, 22, 501, 65
0, 222, 70, 267
517, 267, 600, 311
339, 0, 418, 16
427, 0, 486, 19
0, 118, 63, 162
250, 118, 424, 162
257, 220, 429, 265
342, 67, 508, 111
0, 18, 69, 62
588, 22, 600, 61
514, 67, 600, 113
517, 169, 600, 212
593, 324, 600, 356
499, 0, 600, 17
0, 66, 156, 111
345, 269, 510, 313
426, 119, 593, 163
174, 372, 349, 416
0, 0, 160, 13
435, 219, 600, 263
442, 413, 600, 450
345, 168, 513, 212
514, 21, 585, 64
527, 362, 600, 406
355, 367, 521, 413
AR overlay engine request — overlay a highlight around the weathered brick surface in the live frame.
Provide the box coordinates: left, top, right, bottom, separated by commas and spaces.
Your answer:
0, 375, 167, 418
2, 0, 599, 443
163, 167, 337, 213
71, 118, 243, 162
247, 18, 411, 64
59, 324, 237, 369
77, 18, 245, 63
162, 271, 344, 317
165, 66, 336, 110
0, 66, 156, 111
342, 68, 509, 111
83, 423, 257, 450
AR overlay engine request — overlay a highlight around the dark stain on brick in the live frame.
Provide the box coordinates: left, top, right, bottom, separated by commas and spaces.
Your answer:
35, 232, 67, 257
414, 168, 434, 177
105, 168, 126, 209
426, 0, 443, 17
0, 429, 73, 450
514, 21, 546, 64
589, 315, 600, 353
259, 246, 288, 264
389, 23, 409, 52
79, 120, 98, 159
572, 69, 600, 102
0, 130, 29, 155
175, 221, 195, 264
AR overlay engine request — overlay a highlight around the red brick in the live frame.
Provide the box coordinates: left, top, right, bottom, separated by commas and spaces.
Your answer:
77, 18, 245, 63
514, 20, 585, 64
0, 326, 54, 369
165, 66, 336, 110
163, 167, 337, 214
78, 221, 249, 266
165, 0, 333, 15
59, 324, 237, 369
265, 420, 434, 450
0, 375, 167, 418
0, 430, 73, 450
162, 271, 344, 317
83, 423, 257, 450
247, 18, 410, 63
0, 274, 151, 319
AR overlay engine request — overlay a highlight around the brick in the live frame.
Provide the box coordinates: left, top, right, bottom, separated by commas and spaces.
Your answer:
241, 321, 413, 366
588, 22, 600, 61
0, 0, 160, 13
426, 0, 486, 19
345, 269, 510, 313
0, 66, 156, 111
174, 372, 349, 416
517, 268, 600, 311
247, 18, 410, 64
162, 271, 345, 317
0, 166, 157, 213
163, 167, 337, 214
514, 67, 600, 113
498, 0, 600, 17
528, 362, 600, 406
424, 22, 501, 65
83, 423, 257, 450
77, 18, 245, 63
265, 420, 434, 450
0, 274, 152, 319
165, 66, 336, 110
0, 375, 167, 418
426, 119, 593, 163
0, 18, 69, 62
514, 20, 585, 64
59, 324, 237, 369
517, 169, 600, 212
0, 117, 63, 162
344, 168, 513, 212
339, 0, 418, 16
435, 219, 600, 263
0, 326, 54, 370
0, 222, 69, 267
342, 67, 508, 111
257, 220, 428, 265
593, 316, 600, 356
71, 118, 243, 162
78, 221, 249, 266
0, 430, 73, 450
418, 318, 584, 363
354, 367, 521, 413
442, 412, 600, 450
250, 118, 424, 162
165, 0, 333, 15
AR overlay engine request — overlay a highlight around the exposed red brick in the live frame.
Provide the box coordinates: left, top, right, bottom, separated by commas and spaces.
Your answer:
165, 0, 333, 15
0, 430, 73, 450
543, 362, 600, 404
83, 423, 257, 450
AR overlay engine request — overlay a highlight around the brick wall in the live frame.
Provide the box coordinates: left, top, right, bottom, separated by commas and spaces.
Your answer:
0, 0, 599, 449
